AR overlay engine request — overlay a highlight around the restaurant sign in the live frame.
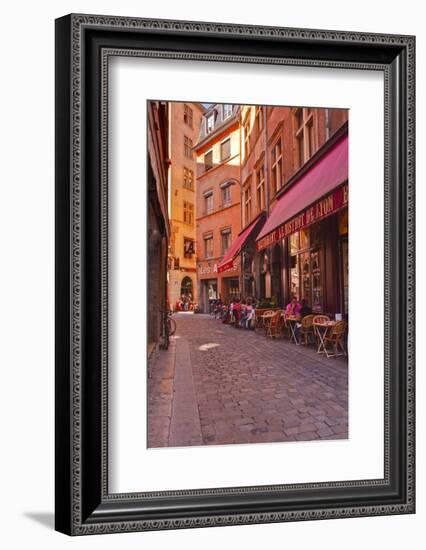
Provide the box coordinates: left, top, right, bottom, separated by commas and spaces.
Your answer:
256, 183, 348, 251
199, 263, 217, 276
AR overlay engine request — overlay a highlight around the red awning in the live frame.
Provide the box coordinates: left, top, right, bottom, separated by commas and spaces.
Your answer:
218, 215, 264, 273
256, 134, 348, 251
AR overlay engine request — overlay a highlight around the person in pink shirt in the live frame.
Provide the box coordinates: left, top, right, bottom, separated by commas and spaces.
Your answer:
285, 295, 302, 319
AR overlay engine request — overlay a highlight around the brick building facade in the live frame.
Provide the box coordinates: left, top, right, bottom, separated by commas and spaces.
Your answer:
240, 105, 349, 317
167, 102, 205, 310
154, 101, 349, 320
194, 104, 242, 312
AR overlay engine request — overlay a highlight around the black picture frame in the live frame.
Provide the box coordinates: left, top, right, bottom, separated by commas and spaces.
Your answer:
55, 13, 415, 535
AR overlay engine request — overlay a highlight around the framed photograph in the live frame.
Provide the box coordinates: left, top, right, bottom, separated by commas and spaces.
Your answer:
55, 14, 415, 535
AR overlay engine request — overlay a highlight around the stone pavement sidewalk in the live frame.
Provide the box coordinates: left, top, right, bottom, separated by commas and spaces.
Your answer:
148, 313, 348, 448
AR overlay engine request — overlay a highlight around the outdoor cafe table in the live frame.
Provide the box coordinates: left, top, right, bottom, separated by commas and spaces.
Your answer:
259, 311, 276, 333
313, 320, 336, 354
283, 314, 300, 345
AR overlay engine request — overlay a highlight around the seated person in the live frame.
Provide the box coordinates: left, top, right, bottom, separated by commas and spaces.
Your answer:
244, 299, 254, 329
222, 303, 231, 324
300, 299, 312, 318
232, 298, 243, 326
285, 295, 302, 319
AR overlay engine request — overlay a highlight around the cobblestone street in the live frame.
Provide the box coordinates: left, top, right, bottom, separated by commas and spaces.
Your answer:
148, 313, 348, 448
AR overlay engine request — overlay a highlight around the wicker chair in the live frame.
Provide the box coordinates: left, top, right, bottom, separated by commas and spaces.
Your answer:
300, 314, 314, 345
323, 320, 347, 358
312, 314, 330, 325
255, 309, 274, 333
312, 314, 331, 348
265, 311, 282, 338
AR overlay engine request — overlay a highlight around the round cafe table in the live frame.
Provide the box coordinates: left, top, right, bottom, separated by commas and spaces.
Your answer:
260, 311, 276, 333
313, 320, 336, 354
284, 315, 300, 345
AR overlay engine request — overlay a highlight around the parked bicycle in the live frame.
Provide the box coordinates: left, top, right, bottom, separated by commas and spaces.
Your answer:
160, 309, 176, 350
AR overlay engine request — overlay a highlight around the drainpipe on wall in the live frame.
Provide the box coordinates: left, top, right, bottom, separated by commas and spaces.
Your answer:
263, 106, 271, 298
263, 106, 270, 218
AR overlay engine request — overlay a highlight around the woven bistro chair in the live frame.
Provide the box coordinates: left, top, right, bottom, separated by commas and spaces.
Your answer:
279, 310, 289, 338
255, 309, 274, 333
312, 314, 330, 325
280, 310, 292, 340
266, 311, 282, 339
312, 314, 330, 345
261, 310, 276, 336
300, 314, 314, 345
323, 320, 347, 358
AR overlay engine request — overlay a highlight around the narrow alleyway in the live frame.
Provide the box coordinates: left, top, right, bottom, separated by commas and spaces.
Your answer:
148, 313, 348, 448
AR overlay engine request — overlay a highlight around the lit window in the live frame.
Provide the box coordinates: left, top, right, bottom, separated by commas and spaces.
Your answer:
183, 167, 194, 190
184, 135, 193, 159
183, 238, 195, 258
255, 106, 263, 136
223, 104, 233, 119
204, 150, 213, 171
256, 165, 265, 211
206, 113, 215, 133
244, 181, 252, 225
183, 201, 194, 225
295, 107, 316, 166
221, 185, 231, 207
204, 192, 213, 215
271, 139, 283, 193
183, 104, 193, 128
221, 228, 232, 255
220, 138, 231, 161
204, 235, 214, 258
243, 116, 250, 159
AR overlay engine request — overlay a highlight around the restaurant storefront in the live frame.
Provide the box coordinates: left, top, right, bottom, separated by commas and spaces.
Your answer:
222, 277, 240, 301
283, 208, 348, 316
199, 277, 217, 313
197, 258, 241, 312
217, 213, 266, 301
256, 131, 349, 318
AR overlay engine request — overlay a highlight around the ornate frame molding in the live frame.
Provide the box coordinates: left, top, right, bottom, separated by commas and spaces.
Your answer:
55, 13, 415, 535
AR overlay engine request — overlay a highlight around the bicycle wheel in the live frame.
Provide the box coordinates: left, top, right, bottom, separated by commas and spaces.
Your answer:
167, 317, 177, 336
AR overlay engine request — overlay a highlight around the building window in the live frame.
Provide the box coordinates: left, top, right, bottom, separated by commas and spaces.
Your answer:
221, 228, 232, 255
271, 138, 283, 194
204, 235, 214, 258
221, 184, 231, 207
183, 167, 194, 190
206, 113, 215, 133
183, 238, 195, 258
295, 107, 316, 167
243, 115, 250, 159
243, 181, 252, 225
223, 104, 233, 120
256, 164, 265, 211
204, 150, 213, 171
183, 104, 193, 128
183, 201, 194, 225
220, 138, 231, 161
184, 135, 193, 159
204, 191, 213, 215
173, 257, 180, 270
255, 106, 263, 137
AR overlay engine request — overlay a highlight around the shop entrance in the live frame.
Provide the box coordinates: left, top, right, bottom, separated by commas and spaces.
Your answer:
201, 279, 217, 313
180, 276, 193, 299
288, 223, 324, 312
223, 277, 240, 302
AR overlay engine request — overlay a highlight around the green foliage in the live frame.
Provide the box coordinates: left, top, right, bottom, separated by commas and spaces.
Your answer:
256, 296, 278, 309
